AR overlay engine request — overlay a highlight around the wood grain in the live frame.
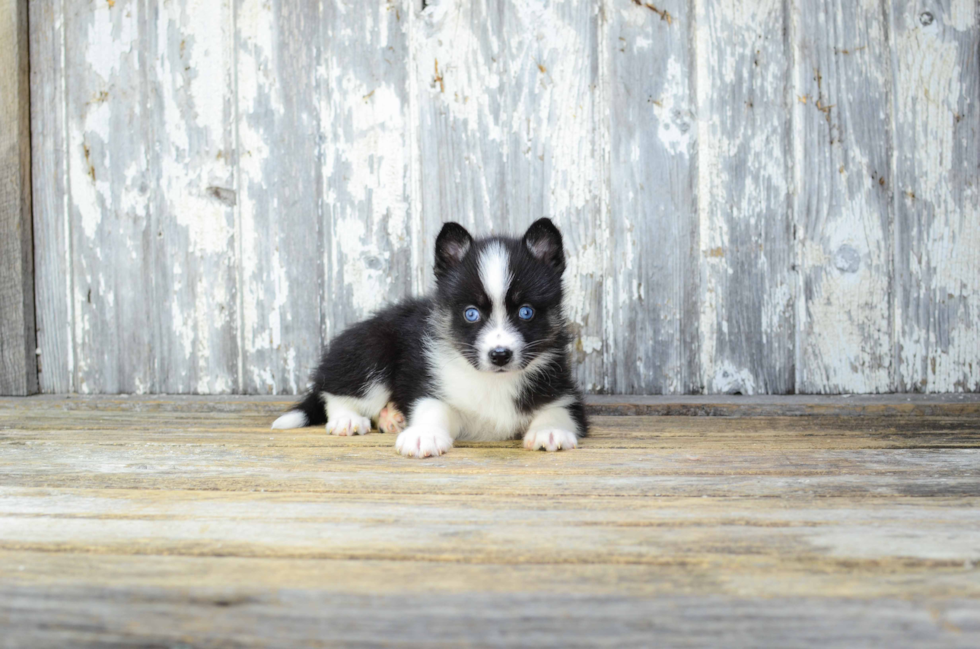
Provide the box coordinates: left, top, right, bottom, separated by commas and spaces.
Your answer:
149, 0, 240, 394
65, 0, 150, 393
604, 0, 699, 394
235, 0, 323, 395
794, 0, 894, 393
29, 0, 72, 393
0, 396, 978, 646
695, 0, 795, 395
320, 0, 416, 342
2, 576, 975, 648
891, 0, 980, 393
0, 0, 37, 396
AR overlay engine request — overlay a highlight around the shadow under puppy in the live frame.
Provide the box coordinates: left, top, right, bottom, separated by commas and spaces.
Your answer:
272, 218, 588, 458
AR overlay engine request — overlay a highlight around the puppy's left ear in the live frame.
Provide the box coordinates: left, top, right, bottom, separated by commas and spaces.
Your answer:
523, 218, 565, 274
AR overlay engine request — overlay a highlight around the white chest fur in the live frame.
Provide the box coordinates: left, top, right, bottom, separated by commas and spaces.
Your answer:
427, 343, 533, 441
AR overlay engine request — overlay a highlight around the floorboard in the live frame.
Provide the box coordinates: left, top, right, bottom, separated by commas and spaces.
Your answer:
1, 396, 978, 647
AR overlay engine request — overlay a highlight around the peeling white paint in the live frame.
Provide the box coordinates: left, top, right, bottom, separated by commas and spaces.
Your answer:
695, 0, 793, 393
711, 361, 757, 395
236, 0, 290, 393
332, 214, 388, 317
86, 3, 133, 79
416, 3, 503, 143
32, 0, 979, 396
653, 56, 692, 156
564, 239, 602, 341
947, 0, 976, 31
893, 2, 979, 391
579, 336, 603, 355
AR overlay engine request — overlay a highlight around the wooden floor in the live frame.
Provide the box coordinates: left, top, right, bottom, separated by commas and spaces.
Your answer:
2, 395, 979, 648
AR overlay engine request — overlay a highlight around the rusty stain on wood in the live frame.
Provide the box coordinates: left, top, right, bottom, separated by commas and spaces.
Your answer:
433, 58, 444, 93
632, 0, 672, 24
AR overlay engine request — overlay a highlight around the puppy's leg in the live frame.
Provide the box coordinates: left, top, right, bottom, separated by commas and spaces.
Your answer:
377, 402, 407, 434
523, 397, 583, 452
395, 398, 458, 458
324, 385, 389, 436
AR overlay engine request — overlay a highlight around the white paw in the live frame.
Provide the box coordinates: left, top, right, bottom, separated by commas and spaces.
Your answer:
523, 428, 578, 452
377, 401, 407, 434
395, 426, 453, 458
326, 412, 372, 436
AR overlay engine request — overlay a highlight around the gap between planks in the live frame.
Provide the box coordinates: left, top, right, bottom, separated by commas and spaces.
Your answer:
2, 393, 979, 417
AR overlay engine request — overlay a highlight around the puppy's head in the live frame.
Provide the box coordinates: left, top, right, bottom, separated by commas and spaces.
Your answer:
433, 219, 566, 373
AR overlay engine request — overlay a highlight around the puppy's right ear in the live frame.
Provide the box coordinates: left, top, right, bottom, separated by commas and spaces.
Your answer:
434, 222, 473, 279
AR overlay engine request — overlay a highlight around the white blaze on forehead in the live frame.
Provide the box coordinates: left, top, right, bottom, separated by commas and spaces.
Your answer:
478, 243, 511, 309
475, 243, 523, 367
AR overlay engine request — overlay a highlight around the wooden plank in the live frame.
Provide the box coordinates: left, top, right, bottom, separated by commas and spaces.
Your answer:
2, 487, 979, 566
2, 578, 975, 648
3, 418, 980, 450
319, 0, 416, 340
3, 418, 979, 451
29, 0, 72, 393
4, 402, 980, 447
319, 0, 418, 341
63, 0, 148, 393
3, 393, 980, 418
412, 0, 508, 238
147, 0, 240, 394
413, 0, 604, 390
586, 392, 980, 417
695, 0, 794, 394
235, 0, 324, 394
891, 1, 980, 393
59, 0, 238, 394
3, 449, 978, 500
604, 0, 699, 394
793, 0, 894, 393
499, 0, 604, 391
2, 412, 979, 498
0, 0, 37, 396
4, 548, 980, 600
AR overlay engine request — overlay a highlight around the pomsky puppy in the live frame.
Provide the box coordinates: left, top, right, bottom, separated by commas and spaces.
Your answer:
271, 218, 587, 458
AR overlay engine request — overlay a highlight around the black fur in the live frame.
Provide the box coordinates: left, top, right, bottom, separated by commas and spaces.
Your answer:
279, 218, 588, 442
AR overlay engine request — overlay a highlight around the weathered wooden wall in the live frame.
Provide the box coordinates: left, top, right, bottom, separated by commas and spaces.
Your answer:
27, 0, 979, 395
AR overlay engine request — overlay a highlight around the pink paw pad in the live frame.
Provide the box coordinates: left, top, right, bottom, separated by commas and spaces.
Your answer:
377, 402, 407, 434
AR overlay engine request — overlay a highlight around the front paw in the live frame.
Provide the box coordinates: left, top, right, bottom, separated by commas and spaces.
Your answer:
395, 426, 453, 458
326, 414, 372, 436
523, 428, 578, 452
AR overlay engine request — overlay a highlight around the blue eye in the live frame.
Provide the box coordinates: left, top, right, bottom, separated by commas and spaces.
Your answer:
463, 307, 481, 322
518, 305, 535, 320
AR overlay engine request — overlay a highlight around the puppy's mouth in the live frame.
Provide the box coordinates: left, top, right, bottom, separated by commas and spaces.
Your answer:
479, 360, 521, 374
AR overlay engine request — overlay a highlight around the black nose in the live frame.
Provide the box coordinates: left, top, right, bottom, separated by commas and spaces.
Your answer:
489, 347, 513, 367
